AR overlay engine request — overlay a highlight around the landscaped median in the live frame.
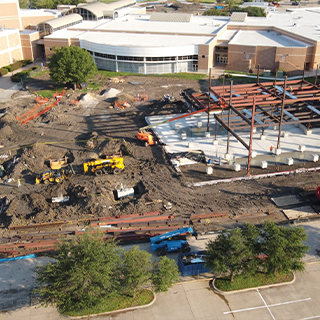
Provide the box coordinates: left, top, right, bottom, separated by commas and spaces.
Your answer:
64, 289, 155, 318
210, 272, 295, 294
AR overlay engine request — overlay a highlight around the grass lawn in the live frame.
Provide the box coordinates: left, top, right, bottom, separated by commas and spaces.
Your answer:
64, 289, 154, 317
215, 272, 294, 291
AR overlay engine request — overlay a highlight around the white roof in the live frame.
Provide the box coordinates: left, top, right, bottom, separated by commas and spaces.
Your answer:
67, 14, 229, 36
46, 28, 213, 48
230, 8, 320, 42
229, 30, 311, 47
19, 9, 60, 18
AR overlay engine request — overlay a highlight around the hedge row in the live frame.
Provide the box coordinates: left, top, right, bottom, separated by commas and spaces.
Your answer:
0, 59, 34, 77
10, 66, 40, 82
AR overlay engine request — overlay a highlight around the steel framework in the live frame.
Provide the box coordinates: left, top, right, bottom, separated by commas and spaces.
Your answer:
185, 76, 320, 176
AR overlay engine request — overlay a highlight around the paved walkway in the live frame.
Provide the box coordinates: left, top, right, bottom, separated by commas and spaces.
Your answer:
0, 61, 43, 103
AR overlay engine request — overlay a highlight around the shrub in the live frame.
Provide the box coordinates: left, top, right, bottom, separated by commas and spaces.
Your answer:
11, 71, 29, 82
0, 68, 8, 77
22, 59, 33, 66
11, 61, 24, 71
3, 65, 13, 72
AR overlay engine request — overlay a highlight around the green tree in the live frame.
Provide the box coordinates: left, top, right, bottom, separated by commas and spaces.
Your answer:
203, 8, 229, 16
19, 0, 30, 8
34, 233, 122, 314
49, 45, 97, 89
152, 256, 180, 292
205, 228, 253, 282
230, 6, 266, 17
122, 247, 153, 297
226, 0, 236, 9
260, 221, 309, 275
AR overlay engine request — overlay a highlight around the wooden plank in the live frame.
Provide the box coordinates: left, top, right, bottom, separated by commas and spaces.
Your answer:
271, 195, 303, 207
283, 206, 317, 220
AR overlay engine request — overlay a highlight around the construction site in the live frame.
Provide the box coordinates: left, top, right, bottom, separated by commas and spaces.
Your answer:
1, 69, 320, 258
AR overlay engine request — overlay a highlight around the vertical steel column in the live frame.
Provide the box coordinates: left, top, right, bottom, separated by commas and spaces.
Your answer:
274, 70, 278, 93
247, 96, 256, 177
315, 65, 318, 86
226, 81, 233, 154
207, 68, 212, 133
257, 65, 260, 84
277, 76, 287, 150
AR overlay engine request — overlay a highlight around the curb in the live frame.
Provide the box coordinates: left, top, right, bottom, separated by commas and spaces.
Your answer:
63, 290, 156, 319
209, 273, 296, 295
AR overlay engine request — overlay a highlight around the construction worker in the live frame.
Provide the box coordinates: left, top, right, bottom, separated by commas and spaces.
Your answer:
17, 179, 21, 188
270, 146, 274, 153
0, 164, 5, 177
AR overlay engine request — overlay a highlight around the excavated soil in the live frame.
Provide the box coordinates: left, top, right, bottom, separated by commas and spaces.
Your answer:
0, 73, 320, 237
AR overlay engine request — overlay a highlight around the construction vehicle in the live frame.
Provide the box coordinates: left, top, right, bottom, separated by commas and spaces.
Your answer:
316, 186, 320, 200
36, 159, 74, 184
83, 157, 124, 175
35, 166, 73, 184
150, 227, 195, 256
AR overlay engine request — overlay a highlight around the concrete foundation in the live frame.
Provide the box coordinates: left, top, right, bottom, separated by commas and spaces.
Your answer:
299, 144, 306, 152
286, 157, 294, 165
234, 163, 241, 171
261, 161, 268, 169
206, 166, 213, 175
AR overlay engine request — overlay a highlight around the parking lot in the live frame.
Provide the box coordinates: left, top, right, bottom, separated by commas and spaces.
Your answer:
1, 219, 320, 320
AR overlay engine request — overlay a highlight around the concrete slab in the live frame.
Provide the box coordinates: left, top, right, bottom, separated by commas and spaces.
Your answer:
146, 112, 320, 167
282, 205, 317, 220
271, 195, 304, 207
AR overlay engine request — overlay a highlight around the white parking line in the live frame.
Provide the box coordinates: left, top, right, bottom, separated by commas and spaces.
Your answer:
223, 290, 311, 318
257, 289, 276, 320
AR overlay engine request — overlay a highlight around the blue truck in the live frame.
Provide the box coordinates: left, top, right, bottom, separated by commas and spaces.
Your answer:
150, 227, 195, 256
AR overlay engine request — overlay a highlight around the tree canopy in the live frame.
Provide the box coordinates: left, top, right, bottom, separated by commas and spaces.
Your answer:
49, 45, 97, 88
203, 6, 266, 17
34, 232, 179, 314
22, 0, 82, 9
205, 222, 309, 282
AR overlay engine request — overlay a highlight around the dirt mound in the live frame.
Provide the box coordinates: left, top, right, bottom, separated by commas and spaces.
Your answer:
117, 93, 135, 104
102, 88, 121, 98
0, 124, 13, 139
19, 144, 67, 173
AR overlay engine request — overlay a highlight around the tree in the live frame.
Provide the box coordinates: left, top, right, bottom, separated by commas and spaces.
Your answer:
226, 0, 236, 9
152, 256, 180, 292
260, 221, 309, 275
34, 232, 180, 314
205, 228, 254, 282
203, 8, 229, 16
122, 246, 153, 297
230, 6, 266, 17
49, 45, 97, 89
19, 0, 30, 8
34, 233, 122, 313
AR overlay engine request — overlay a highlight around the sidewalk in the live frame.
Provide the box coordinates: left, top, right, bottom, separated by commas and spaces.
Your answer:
0, 61, 43, 103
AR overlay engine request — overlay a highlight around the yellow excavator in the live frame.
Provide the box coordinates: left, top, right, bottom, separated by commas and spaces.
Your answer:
83, 157, 124, 175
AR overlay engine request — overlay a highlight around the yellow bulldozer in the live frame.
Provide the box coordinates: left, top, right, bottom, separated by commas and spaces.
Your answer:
83, 157, 124, 175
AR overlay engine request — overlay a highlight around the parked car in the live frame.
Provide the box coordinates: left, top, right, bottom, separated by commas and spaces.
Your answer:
292, 1, 299, 5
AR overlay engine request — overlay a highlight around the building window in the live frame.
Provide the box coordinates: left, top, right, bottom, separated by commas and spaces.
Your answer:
202, 55, 205, 58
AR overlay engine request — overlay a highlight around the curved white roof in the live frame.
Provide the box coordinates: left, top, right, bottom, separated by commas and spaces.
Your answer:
39, 13, 82, 29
